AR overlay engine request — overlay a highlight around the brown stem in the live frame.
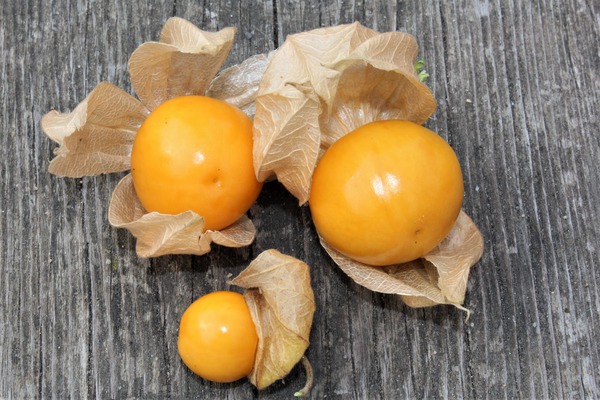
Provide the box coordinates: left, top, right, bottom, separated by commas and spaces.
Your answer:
293, 356, 314, 398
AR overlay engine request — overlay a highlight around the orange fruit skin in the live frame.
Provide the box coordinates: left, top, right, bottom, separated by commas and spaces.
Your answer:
309, 120, 464, 266
130, 96, 263, 231
177, 291, 258, 383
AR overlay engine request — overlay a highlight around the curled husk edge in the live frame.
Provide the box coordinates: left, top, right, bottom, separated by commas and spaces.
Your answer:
320, 211, 484, 311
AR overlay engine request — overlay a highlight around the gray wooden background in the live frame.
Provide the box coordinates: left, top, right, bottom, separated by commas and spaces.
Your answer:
1, 0, 598, 398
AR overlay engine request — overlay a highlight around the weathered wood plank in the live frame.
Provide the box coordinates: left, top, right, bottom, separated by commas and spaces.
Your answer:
1, 0, 598, 399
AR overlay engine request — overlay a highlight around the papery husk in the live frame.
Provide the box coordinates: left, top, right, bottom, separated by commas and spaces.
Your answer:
320, 211, 483, 311
424, 211, 485, 304
129, 18, 236, 111
108, 175, 256, 257
41, 82, 149, 177
253, 22, 437, 204
41, 18, 270, 257
229, 249, 315, 389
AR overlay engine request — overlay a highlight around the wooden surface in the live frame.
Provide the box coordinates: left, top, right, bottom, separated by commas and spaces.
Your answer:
1, 0, 599, 398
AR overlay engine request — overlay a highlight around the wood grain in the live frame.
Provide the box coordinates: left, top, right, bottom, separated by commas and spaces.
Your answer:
1, 0, 598, 398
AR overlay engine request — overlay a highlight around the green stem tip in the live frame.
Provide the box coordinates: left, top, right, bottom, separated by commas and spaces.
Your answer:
414, 58, 430, 83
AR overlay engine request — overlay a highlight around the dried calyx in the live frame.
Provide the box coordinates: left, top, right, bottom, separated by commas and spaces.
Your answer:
251, 22, 483, 310
41, 18, 272, 257
230, 250, 316, 392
